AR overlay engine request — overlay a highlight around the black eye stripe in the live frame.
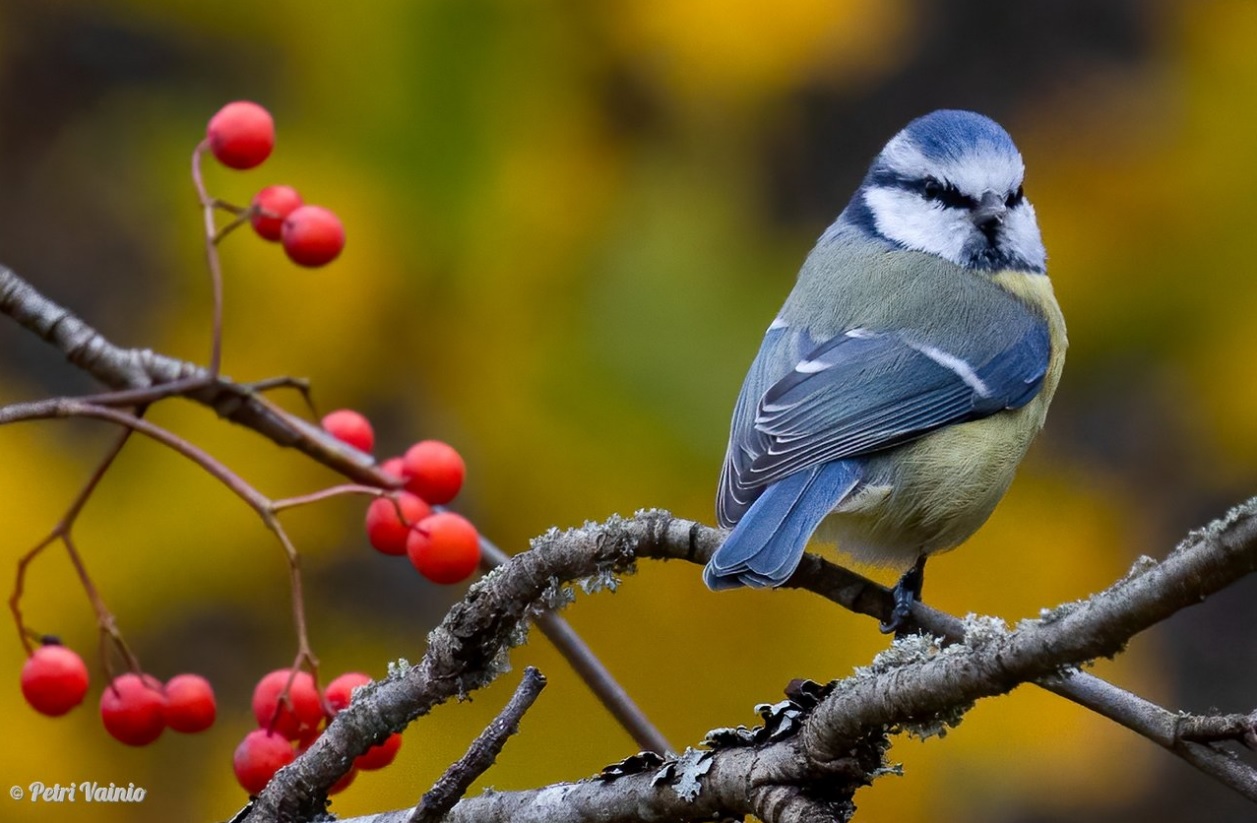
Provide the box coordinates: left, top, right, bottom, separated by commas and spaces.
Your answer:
1005, 184, 1025, 207
920, 177, 975, 209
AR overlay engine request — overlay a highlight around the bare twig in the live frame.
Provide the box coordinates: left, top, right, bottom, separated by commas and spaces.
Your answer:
270, 484, 398, 513
0, 264, 385, 485
190, 141, 226, 377
1177, 711, 1257, 746
1, 398, 326, 688
9, 422, 139, 657
478, 536, 674, 756
409, 667, 547, 823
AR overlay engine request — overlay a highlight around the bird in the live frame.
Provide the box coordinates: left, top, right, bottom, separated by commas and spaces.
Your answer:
704, 109, 1066, 633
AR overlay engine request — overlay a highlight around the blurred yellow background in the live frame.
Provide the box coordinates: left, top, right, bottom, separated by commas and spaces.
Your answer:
1, 1, 1255, 821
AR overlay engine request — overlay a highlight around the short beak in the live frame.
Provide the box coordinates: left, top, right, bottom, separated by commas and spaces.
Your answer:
971, 191, 1006, 233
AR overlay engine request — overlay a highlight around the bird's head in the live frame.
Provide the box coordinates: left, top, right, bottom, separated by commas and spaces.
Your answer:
843, 110, 1045, 273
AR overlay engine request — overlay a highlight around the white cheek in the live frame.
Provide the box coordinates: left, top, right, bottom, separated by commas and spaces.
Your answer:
1004, 202, 1046, 270
863, 187, 970, 265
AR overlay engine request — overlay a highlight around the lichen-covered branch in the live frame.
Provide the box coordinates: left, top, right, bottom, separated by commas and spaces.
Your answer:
240, 501, 1257, 822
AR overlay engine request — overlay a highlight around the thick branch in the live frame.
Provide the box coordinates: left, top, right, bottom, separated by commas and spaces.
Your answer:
341, 735, 856, 823
248, 502, 1257, 822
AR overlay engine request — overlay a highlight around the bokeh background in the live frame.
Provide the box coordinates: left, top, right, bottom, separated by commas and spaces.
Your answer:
2, 1, 1256, 821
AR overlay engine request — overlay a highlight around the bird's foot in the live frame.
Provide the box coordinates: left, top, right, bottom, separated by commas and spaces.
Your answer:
879, 556, 926, 637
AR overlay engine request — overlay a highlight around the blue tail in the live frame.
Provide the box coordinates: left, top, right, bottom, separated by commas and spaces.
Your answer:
704, 461, 862, 590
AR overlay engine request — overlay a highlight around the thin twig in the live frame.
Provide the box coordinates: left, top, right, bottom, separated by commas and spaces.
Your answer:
0, 264, 390, 485
240, 376, 319, 418
190, 141, 225, 377
1177, 711, 1257, 746
478, 535, 674, 755
9, 421, 139, 655
264, 515, 321, 696
270, 483, 395, 513
3, 398, 324, 693
409, 667, 547, 823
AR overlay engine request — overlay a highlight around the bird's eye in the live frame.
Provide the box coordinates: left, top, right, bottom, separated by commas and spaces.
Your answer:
920, 177, 971, 209
1005, 185, 1025, 207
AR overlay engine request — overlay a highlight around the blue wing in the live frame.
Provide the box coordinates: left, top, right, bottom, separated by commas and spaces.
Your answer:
717, 310, 1051, 530
705, 461, 862, 589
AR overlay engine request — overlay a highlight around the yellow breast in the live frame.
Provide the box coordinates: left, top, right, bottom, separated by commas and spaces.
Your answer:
816, 270, 1067, 569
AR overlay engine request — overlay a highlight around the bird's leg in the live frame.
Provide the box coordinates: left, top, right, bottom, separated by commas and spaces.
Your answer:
879, 555, 927, 636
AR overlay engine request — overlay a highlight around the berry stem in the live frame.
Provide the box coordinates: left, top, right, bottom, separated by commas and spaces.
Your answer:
62, 529, 144, 684
3, 397, 346, 700
8, 421, 138, 656
271, 483, 398, 514
190, 140, 225, 378
262, 517, 321, 704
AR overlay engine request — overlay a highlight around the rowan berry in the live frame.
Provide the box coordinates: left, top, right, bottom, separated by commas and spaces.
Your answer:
252, 669, 323, 740
251, 185, 303, 242
354, 732, 402, 771
20, 643, 89, 717
322, 409, 374, 453
163, 673, 216, 733
401, 440, 465, 504
206, 101, 275, 170
379, 456, 405, 484
282, 205, 345, 267
233, 729, 295, 795
364, 493, 431, 556
100, 673, 166, 746
324, 671, 371, 713
406, 512, 480, 584
328, 766, 357, 794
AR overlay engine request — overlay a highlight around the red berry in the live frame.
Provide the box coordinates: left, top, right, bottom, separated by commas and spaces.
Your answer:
406, 512, 481, 584
100, 673, 166, 746
364, 493, 432, 556
322, 409, 374, 453
251, 185, 303, 242
379, 456, 405, 484
252, 669, 323, 740
401, 440, 466, 504
325, 672, 371, 713
293, 733, 355, 794
282, 205, 345, 267
328, 766, 357, 795
21, 643, 89, 717
354, 732, 402, 771
206, 101, 275, 170
233, 729, 295, 795
295, 719, 325, 749
163, 673, 216, 733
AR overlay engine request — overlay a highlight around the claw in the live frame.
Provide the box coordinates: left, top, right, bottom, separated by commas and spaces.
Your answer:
879, 555, 926, 636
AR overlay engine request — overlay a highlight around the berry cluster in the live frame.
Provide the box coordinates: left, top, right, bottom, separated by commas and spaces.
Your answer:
234, 669, 401, 795
320, 409, 481, 584
205, 101, 345, 267
17, 103, 480, 802
20, 641, 216, 745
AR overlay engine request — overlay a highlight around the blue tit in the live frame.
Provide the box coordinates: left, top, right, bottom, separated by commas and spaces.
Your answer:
704, 109, 1066, 632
